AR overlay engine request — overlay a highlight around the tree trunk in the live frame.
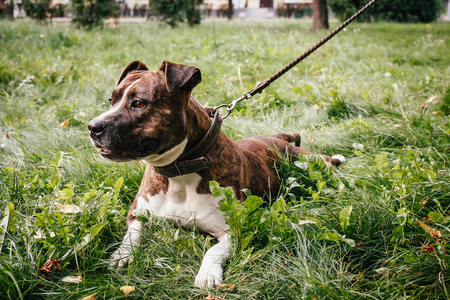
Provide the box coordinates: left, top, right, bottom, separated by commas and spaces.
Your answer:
227, 0, 233, 20
447, 0, 450, 20
0, 0, 6, 14
312, 0, 328, 31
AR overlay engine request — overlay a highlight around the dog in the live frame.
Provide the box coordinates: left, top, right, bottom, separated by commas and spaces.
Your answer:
88, 60, 345, 288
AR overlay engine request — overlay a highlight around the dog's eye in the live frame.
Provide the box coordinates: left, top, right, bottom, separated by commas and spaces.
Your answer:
132, 100, 146, 109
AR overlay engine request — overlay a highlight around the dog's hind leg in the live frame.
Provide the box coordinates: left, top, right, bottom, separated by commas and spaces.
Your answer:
270, 133, 346, 167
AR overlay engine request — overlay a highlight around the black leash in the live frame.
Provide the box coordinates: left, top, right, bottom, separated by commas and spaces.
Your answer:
214, 0, 379, 119
153, 0, 379, 178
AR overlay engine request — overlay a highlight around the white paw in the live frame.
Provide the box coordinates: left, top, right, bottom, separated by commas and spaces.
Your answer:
109, 247, 134, 269
194, 263, 223, 288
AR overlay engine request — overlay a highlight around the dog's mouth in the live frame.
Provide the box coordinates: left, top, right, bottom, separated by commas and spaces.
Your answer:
93, 139, 161, 162
99, 146, 112, 156
96, 145, 136, 162
91, 141, 129, 161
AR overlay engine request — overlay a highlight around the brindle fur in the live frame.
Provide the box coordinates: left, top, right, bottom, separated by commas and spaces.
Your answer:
89, 60, 343, 226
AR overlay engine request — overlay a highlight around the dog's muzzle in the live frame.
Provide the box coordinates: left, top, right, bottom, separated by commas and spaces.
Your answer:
88, 119, 106, 137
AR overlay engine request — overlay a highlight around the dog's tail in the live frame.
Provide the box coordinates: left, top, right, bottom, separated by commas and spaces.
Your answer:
272, 133, 301, 147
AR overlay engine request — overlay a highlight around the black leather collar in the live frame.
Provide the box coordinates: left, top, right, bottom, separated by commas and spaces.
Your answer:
153, 109, 222, 177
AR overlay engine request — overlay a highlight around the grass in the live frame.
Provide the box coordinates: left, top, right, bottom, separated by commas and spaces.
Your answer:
0, 18, 449, 299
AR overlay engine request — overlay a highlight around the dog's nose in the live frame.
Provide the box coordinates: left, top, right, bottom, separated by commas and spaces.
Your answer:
88, 119, 106, 135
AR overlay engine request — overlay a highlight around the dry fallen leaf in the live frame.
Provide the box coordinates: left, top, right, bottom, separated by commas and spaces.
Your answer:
420, 95, 437, 111
5, 131, 9, 138
205, 295, 221, 300
422, 244, 436, 253
120, 286, 135, 296
81, 292, 98, 300
55, 203, 81, 214
39, 258, 62, 275
421, 197, 429, 205
418, 220, 442, 239
311, 68, 328, 76
59, 118, 70, 128
61, 274, 82, 283
217, 283, 236, 290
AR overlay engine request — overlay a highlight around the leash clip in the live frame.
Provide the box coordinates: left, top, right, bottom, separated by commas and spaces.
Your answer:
214, 90, 253, 119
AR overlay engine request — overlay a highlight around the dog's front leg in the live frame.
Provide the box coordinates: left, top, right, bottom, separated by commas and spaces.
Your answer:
194, 233, 231, 288
109, 219, 143, 268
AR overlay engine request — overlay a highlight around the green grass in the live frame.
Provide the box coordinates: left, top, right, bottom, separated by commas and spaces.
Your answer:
0, 18, 449, 299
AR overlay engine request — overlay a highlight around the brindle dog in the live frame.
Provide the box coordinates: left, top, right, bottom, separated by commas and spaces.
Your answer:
88, 61, 345, 287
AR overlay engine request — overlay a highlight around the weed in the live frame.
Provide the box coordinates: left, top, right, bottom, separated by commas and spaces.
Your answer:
0, 19, 449, 299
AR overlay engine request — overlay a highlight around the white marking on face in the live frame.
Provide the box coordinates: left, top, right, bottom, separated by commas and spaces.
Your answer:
142, 138, 188, 167
96, 77, 142, 121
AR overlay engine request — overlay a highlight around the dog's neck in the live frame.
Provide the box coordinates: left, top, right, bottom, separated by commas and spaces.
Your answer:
184, 97, 214, 155
150, 97, 222, 177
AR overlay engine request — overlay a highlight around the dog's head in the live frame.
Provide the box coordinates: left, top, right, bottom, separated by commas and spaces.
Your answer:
88, 61, 201, 164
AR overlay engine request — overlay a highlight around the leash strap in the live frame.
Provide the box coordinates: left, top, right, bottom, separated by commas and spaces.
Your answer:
215, 0, 379, 118
153, 110, 222, 177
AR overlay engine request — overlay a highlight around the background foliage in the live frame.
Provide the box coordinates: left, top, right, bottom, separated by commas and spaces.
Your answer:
152, 0, 203, 27
328, 0, 443, 23
22, 0, 51, 22
0, 19, 449, 299
71, 0, 118, 28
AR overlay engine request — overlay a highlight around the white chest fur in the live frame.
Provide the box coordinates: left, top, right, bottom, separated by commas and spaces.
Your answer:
134, 173, 228, 237
111, 169, 231, 288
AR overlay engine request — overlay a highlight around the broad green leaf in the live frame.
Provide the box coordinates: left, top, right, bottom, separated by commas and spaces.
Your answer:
272, 197, 286, 214
321, 230, 341, 242
425, 169, 436, 182
243, 195, 262, 213
113, 177, 124, 194
61, 223, 106, 261
340, 206, 353, 232
112, 177, 124, 203
58, 185, 75, 200
390, 225, 404, 243
317, 181, 327, 191
428, 212, 444, 223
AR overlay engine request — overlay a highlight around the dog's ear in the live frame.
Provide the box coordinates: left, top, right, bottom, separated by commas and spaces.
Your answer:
159, 61, 202, 94
118, 61, 149, 85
